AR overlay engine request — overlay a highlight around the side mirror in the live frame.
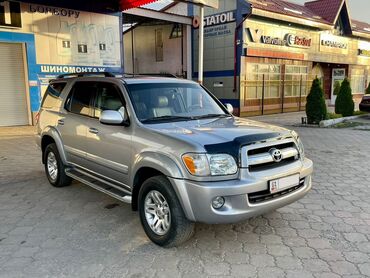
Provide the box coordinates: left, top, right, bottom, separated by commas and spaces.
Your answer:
225, 103, 234, 114
99, 110, 124, 125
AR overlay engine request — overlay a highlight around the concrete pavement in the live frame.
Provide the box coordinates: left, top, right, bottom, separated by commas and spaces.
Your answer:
0, 121, 370, 277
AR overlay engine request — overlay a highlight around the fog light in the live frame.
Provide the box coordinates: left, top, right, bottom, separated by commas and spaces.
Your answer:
212, 196, 225, 209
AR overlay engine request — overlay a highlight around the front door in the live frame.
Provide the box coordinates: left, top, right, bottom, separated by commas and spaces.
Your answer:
331, 68, 346, 105
85, 82, 132, 189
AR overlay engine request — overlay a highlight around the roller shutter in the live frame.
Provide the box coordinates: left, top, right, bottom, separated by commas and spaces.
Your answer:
0, 43, 29, 126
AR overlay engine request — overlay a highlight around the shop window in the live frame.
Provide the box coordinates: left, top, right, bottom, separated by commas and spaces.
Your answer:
245, 63, 282, 99
155, 29, 164, 62
284, 65, 309, 97
351, 68, 366, 94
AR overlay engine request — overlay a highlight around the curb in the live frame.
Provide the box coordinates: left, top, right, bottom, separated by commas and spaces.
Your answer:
319, 115, 365, 128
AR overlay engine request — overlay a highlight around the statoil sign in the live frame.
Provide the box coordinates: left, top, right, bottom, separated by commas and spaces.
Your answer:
193, 11, 236, 28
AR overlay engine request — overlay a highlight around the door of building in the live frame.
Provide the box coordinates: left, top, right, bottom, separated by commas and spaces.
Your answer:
0, 42, 29, 126
331, 68, 346, 105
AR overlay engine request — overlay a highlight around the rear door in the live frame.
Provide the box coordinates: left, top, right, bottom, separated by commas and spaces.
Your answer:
85, 82, 132, 188
58, 81, 97, 166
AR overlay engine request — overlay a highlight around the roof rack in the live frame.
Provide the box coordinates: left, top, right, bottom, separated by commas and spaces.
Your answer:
123, 73, 178, 78
56, 72, 117, 79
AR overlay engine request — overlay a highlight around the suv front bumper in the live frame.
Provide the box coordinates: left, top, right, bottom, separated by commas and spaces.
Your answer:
170, 158, 313, 224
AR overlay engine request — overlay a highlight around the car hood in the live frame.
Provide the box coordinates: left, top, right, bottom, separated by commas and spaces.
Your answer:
145, 117, 291, 148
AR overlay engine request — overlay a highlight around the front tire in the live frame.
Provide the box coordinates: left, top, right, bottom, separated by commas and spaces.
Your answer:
44, 143, 72, 187
138, 176, 195, 247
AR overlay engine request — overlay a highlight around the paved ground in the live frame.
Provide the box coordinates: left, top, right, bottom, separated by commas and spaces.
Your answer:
1, 117, 370, 278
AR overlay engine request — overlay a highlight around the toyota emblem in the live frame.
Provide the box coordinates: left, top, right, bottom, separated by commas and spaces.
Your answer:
269, 148, 283, 163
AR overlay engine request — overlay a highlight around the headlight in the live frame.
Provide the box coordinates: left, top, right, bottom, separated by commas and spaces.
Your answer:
182, 153, 237, 176
291, 131, 305, 160
208, 154, 238, 176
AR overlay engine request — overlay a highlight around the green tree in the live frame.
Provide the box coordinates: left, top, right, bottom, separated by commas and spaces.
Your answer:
333, 80, 341, 96
306, 78, 327, 124
335, 78, 354, 117
366, 82, 370, 94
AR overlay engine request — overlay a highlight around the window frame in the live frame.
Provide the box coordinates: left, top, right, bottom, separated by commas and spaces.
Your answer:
64, 81, 97, 118
245, 63, 282, 99
41, 81, 67, 109
124, 82, 230, 123
284, 65, 309, 98
91, 82, 127, 119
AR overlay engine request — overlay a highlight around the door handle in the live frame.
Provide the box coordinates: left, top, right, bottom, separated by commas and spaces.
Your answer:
89, 128, 99, 134
58, 119, 64, 126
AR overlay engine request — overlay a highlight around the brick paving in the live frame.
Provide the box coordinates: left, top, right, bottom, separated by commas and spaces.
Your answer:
0, 119, 370, 277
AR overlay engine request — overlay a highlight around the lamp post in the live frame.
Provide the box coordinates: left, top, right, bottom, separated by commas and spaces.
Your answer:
198, 5, 204, 84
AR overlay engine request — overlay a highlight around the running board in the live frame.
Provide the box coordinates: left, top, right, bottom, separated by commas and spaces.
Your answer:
65, 168, 132, 204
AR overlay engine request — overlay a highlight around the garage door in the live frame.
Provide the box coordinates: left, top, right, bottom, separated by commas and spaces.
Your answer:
0, 43, 29, 126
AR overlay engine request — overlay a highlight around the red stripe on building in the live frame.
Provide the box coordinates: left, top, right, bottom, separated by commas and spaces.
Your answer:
120, 0, 158, 10
247, 49, 305, 61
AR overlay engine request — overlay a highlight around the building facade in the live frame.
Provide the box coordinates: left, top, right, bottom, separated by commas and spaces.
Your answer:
0, 1, 122, 126
192, 0, 370, 116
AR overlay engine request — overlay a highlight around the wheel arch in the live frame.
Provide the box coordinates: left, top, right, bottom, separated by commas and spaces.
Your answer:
130, 152, 185, 211
41, 127, 67, 164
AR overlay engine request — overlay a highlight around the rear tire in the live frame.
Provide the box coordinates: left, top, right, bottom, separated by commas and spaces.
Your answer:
138, 176, 194, 247
44, 143, 72, 187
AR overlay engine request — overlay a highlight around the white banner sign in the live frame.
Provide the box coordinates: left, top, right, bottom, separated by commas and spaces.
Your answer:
320, 33, 349, 54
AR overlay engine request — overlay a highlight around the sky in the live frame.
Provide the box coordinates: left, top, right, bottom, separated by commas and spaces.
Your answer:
144, 0, 369, 23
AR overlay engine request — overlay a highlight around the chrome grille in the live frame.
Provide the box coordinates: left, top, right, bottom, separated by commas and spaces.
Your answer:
241, 138, 300, 172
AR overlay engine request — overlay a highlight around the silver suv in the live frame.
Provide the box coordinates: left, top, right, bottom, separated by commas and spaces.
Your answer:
36, 73, 313, 247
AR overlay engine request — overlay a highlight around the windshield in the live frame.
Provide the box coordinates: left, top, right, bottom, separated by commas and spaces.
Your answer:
126, 82, 229, 123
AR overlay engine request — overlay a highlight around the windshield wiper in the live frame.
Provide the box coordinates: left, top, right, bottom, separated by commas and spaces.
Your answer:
141, 115, 194, 123
192, 114, 232, 120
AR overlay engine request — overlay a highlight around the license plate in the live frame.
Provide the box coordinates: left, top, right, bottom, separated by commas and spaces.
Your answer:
269, 174, 300, 194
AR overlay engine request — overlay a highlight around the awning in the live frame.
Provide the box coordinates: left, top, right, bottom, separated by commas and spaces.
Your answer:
120, 0, 159, 10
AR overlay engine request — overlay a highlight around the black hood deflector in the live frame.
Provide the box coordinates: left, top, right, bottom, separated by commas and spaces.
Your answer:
204, 132, 283, 162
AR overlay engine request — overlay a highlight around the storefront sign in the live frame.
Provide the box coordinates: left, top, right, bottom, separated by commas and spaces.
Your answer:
246, 28, 312, 49
359, 49, 370, 57
286, 34, 312, 48
358, 41, 370, 57
204, 24, 231, 38
193, 11, 235, 28
40, 65, 108, 74
320, 33, 348, 54
28, 4, 80, 19
0, 0, 21, 28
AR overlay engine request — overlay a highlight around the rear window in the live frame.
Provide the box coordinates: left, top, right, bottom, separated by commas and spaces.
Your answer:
41, 82, 66, 109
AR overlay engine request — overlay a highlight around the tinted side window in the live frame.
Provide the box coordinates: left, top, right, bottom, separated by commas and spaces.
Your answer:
41, 82, 66, 109
94, 83, 124, 118
67, 82, 96, 117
